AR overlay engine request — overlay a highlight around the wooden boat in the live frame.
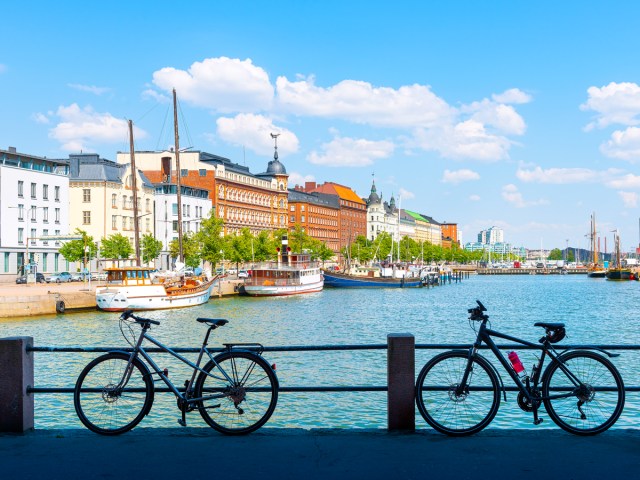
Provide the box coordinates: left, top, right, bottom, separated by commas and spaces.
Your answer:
606, 230, 637, 281
587, 213, 606, 278
96, 266, 218, 311
240, 236, 324, 296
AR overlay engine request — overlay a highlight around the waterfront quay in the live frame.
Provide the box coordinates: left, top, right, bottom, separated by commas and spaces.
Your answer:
1, 428, 638, 479
477, 267, 588, 275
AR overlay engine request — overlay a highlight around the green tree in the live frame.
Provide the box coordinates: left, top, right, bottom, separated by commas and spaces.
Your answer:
141, 233, 163, 266
548, 248, 563, 260
227, 228, 254, 266
196, 212, 226, 267
59, 228, 97, 270
101, 233, 134, 263
253, 230, 276, 262
169, 232, 201, 268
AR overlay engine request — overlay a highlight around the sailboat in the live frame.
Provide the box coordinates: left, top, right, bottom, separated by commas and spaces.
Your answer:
605, 230, 637, 281
96, 91, 218, 311
587, 213, 606, 278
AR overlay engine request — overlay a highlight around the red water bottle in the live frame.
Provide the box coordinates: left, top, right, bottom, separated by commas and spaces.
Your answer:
508, 351, 526, 376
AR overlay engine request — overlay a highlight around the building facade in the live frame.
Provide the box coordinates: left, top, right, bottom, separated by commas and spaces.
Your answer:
287, 188, 340, 252
0, 147, 70, 282
364, 180, 399, 242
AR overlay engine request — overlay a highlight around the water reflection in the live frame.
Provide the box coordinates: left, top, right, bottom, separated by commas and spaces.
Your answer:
1, 275, 638, 430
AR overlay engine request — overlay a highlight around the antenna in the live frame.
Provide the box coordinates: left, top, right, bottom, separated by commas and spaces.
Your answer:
270, 132, 280, 160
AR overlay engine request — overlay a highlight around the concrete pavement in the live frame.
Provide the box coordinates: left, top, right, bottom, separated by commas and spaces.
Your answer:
1, 428, 639, 479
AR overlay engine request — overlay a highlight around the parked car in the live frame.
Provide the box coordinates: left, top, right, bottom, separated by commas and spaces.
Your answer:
70, 272, 90, 281
238, 269, 249, 279
16, 273, 45, 284
46, 272, 73, 283
90, 272, 107, 281
227, 268, 237, 275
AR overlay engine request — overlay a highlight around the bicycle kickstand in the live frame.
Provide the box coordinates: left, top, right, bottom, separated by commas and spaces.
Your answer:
178, 408, 187, 427
532, 407, 543, 426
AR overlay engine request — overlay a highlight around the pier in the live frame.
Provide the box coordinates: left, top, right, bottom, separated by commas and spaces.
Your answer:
477, 267, 588, 275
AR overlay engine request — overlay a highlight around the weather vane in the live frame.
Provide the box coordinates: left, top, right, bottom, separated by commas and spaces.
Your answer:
270, 132, 280, 160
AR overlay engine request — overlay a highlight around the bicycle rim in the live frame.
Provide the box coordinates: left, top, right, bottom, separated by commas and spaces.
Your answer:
74, 353, 152, 435
543, 351, 625, 435
416, 351, 500, 436
195, 352, 278, 434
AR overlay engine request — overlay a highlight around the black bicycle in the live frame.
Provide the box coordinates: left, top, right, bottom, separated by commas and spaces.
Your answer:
416, 300, 625, 436
74, 310, 279, 435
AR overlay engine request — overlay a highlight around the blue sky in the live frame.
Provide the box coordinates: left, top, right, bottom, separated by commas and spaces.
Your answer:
2, 1, 640, 251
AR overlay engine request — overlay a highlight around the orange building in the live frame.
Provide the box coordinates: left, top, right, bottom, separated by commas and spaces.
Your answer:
287, 188, 341, 252
297, 181, 367, 253
440, 222, 459, 247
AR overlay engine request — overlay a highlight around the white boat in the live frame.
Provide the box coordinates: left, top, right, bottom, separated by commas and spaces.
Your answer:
96, 266, 217, 311
241, 236, 324, 296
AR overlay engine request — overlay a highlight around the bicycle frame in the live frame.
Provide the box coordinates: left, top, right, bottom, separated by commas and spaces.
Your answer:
118, 324, 247, 406
463, 319, 584, 404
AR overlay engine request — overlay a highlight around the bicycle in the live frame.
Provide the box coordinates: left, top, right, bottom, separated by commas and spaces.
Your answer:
415, 300, 625, 436
73, 310, 279, 435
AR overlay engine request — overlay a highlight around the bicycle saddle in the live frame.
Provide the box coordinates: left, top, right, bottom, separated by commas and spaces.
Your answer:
197, 318, 229, 328
534, 322, 565, 329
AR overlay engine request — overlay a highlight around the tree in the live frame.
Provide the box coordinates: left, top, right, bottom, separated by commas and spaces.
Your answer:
196, 212, 226, 267
101, 233, 134, 264
141, 233, 163, 266
226, 228, 254, 266
58, 228, 97, 271
548, 248, 563, 261
169, 232, 201, 268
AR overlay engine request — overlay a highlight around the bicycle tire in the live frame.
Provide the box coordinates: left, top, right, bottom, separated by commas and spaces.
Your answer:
416, 350, 500, 436
194, 351, 278, 435
74, 352, 154, 435
542, 350, 625, 435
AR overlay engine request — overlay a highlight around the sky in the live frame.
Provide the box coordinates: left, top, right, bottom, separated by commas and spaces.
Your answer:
2, 1, 640, 251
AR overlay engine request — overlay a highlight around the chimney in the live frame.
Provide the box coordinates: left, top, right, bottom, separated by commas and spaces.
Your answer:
305, 181, 316, 192
8, 146, 17, 153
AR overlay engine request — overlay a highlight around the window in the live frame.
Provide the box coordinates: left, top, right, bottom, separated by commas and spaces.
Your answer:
290, 205, 295, 212
43, 184, 49, 200
290, 215, 295, 222
43, 229, 49, 244
43, 207, 49, 223
31, 182, 37, 199
146, 218, 150, 232
301, 205, 305, 212
83, 189, 91, 202
122, 217, 126, 230
301, 215, 305, 222
30, 228, 36, 244
172, 221, 178, 232
112, 215, 117, 229
55, 208, 60, 223
18, 228, 24, 244
146, 198, 151, 212
112, 194, 117, 207
122, 196, 127, 208
54, 186, 60, 202
4, 253, 9, 273
172, 203, 178, 215
18, 181, 24, 197
18, 204, 24, 221
181, 169, 188, 177
199, 169, 207, 176
30, 206, 37, 221
83, 211, 91, 225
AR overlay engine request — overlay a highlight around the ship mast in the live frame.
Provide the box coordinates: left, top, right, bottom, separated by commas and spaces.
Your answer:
128, 120, 141, 266
173, 89, 184, 263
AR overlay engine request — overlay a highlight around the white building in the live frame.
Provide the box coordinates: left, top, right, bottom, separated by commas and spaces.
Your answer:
154, 183, 212, 270
365, 179, 399, 242
0, 147, 70, 282
478, 226, 504, 244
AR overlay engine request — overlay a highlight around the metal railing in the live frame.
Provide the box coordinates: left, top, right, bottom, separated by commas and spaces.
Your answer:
26, 342, 640, 394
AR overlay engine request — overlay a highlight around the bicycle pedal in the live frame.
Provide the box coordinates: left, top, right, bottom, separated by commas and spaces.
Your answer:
534, 418, 543, 425
177, 419, 187, 427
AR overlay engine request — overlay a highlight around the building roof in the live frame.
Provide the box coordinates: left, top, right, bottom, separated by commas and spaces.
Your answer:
287, 189, 340, 208
63, 154, 154, 188
331, 184, 366, 204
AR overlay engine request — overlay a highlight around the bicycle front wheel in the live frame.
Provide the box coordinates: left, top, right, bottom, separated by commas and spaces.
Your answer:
73, 352, 154, 435
194, 351, 278, 435
542, 350, 625, 435
416, 351, 500, 436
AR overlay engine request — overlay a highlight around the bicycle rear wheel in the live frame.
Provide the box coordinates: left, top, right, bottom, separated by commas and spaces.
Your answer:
194, 351, 278, 434
73, 352, 154, 435
542, 350, 625, 435
416, 350, 500, 436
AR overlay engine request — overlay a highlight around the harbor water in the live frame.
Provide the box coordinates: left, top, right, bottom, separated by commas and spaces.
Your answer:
1, 274, 639, 431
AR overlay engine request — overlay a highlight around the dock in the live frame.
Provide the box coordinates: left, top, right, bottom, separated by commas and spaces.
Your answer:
477, 268, 588, 275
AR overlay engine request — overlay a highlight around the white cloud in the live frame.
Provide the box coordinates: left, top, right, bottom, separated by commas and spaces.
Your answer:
516, 166, 605, 183
307, 136, 394, 167
398, 188, 415, 200
413, 120, 512, 161
276, 76, 455, 128
49, 103, 146, 151
492, 88, 532, 104
32, 112, 50, 124
68, 83, 111, 95
216, 114, 299, 157
605, 173, 640, 189
142, 88, 170, 104
618, 191, 638, 208
469, 194, 481, 201
463, 100, 526, 135
501, 184, 547, 208
581, 82, 640, 130
151, 57, 274, 113
288, 172, 316, 188
442, 168, 480, 184
600, 126, 640, 162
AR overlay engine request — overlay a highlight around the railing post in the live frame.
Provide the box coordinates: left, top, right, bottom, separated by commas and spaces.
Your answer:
0, 337, 34, 432
387, 333, 415, 431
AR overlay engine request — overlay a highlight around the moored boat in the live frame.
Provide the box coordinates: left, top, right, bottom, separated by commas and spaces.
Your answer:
240, 236, 324, 296
605, 230, 638, 281
587, 213, 607, 278
322, 270, 422, 288
96, 266, 218, 311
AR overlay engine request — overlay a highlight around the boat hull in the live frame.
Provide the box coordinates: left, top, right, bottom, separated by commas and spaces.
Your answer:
605, 269, 637, 281
96, 281, 216, 311
242, 280, 324, 297
323, 271, 422, 288
587, 269, 606, 278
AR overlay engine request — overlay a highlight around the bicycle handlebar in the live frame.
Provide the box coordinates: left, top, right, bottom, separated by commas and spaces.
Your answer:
120, 309, 160, 325
468, 300, 489, 321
